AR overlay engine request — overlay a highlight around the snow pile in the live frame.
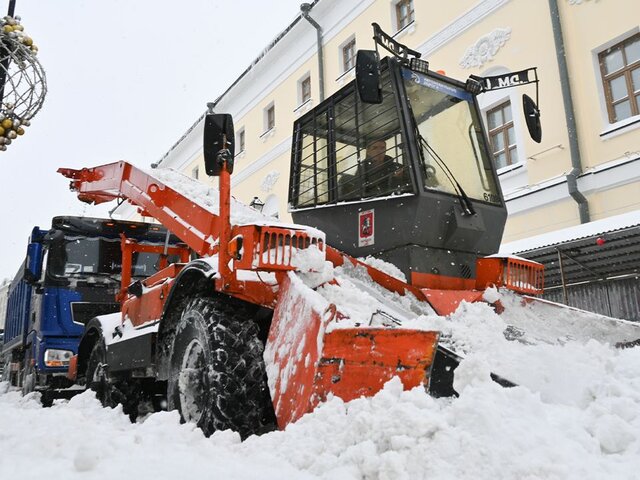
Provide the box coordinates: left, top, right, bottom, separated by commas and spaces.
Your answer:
147, 167, 323, 239
318, 262, 436, 330
147, 167, 270, 225
3, 334, 640, 480
360, 255, 407, 282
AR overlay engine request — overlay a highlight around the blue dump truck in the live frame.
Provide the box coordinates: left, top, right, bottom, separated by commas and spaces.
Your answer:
0, 216, 178, 403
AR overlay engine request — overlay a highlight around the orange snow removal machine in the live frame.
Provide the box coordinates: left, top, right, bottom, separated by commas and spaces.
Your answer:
58, 26, 640, 438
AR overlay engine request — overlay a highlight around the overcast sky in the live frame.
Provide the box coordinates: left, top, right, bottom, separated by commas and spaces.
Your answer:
0, 0, 306, 280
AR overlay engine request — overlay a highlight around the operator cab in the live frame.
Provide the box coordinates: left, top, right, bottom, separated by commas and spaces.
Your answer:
288, 55, 507, 286
298, 22, 543, 289
289, 25, 540, 287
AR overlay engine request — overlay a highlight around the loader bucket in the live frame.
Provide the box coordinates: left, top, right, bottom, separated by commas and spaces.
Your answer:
265, 273, 439, 429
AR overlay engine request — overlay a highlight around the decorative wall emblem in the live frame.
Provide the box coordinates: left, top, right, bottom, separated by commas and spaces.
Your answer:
459, 27, 512, 69
261, 170, 280, 192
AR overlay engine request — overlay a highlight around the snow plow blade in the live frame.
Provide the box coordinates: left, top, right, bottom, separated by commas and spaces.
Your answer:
497, 293, 640, 348
324, 252, 640, 398
266, 273, 439, 429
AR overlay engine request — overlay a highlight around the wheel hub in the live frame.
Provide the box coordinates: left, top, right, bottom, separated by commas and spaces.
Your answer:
178, 339, 208, 424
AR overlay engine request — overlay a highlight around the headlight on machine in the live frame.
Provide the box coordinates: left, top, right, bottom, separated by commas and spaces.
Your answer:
44, 349, 74, 367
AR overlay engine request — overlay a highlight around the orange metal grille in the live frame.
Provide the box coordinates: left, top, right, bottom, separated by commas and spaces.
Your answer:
476, 257, 544, 295
256, 227, 324, 270
502, 257, 544, 294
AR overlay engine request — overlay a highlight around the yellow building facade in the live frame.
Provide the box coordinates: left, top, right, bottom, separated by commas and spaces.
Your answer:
125, 0, 640, 247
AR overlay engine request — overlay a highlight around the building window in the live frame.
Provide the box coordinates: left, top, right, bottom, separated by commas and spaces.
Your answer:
342, 37, 356, 72
487, 101, 517, 170
301, 75, 312, 104
237, 128, 245, 153
191, 166, 199, 180
599, 33, 640, 123
395, 0, 415, 31
264, 103, 275, 132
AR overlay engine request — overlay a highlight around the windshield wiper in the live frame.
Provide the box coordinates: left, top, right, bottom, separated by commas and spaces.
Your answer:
404, 96, 476, 215
407, 114, 475, 216
418, 134, 476, 216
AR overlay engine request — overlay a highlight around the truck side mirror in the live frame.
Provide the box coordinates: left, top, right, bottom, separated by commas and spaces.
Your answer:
42, 229, 67, 280
203, 113, 235, 176
24, 242, 43, 284
356, 50, 382, 104
523, 94, 542, 143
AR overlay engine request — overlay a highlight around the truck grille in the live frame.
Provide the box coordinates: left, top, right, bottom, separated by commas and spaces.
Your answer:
70, 302, 120, 325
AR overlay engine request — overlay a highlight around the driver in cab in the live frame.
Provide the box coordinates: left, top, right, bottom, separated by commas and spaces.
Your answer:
361, 139, 411, 196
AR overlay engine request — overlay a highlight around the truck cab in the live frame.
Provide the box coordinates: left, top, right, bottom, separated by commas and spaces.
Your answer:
1, 216, 180, 398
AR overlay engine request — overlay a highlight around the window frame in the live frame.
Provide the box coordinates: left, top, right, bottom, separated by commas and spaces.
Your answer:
301, 75, 312, 104
341, 37, 356, 73
598, 32, 640, 124
486, 100, 518, 170
394, 0, 415, 32
263, 103, 276, 134
237, 127, 245, 154
267, 105, 275, 131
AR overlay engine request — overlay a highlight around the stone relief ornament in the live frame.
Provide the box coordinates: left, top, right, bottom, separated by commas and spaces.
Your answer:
261, 170, 280, 192
459, 27, 512, 69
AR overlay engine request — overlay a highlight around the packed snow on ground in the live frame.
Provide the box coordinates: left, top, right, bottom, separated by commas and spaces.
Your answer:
3, 294, 640, 479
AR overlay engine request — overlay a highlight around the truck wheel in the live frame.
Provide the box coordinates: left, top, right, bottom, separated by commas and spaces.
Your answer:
167, 296, 275, 439
85, 340, 117, 409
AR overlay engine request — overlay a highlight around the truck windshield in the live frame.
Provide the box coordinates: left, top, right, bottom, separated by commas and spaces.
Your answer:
402, 68, 501, 205
48, 236, 174, 280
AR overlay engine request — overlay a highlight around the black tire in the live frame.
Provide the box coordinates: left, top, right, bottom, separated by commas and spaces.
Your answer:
85, 338, 147, 421
85, 340, 118, 409
167, 296, 275, 439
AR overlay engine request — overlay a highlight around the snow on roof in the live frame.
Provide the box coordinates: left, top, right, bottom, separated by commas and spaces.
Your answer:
500, 209, 640, 255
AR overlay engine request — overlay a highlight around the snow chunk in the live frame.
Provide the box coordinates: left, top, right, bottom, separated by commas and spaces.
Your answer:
360, 255, 407, 282
73, 445, 101, 472
482, 286, 501, 304
590, 414, 636, 454
453, 354, 493, 394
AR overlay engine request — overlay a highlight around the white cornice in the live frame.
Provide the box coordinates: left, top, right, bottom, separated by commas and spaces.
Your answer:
505, 155, 640, 215
579, 155, 640, 195
417, 0, 512, 56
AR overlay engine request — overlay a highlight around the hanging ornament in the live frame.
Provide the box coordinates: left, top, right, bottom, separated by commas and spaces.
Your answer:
0, 12, 47, 152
